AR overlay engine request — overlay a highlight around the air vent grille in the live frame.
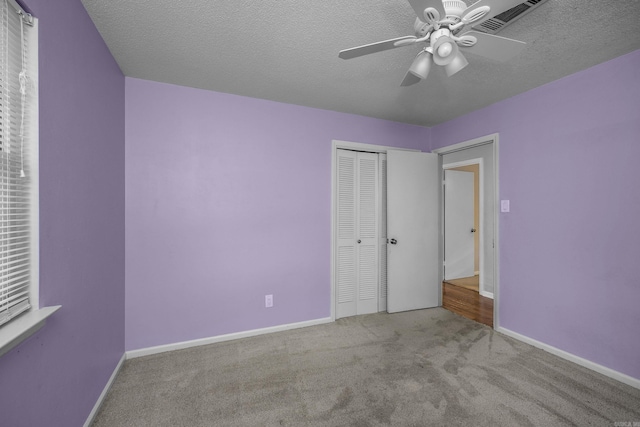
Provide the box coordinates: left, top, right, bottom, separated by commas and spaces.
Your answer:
495, 3, 530, 23
480, 19, 503, 31
473, 0, 549, 34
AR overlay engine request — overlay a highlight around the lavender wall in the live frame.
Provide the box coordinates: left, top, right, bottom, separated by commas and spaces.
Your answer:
125, 78, 430, 351
432, 49, 640, 380
0, 0, 125, 426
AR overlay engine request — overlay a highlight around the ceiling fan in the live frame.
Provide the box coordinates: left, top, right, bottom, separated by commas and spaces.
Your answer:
339, 0, 528, 86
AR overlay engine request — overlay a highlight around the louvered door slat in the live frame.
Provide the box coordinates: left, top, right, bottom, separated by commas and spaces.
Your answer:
337, 246, 356, 304
358, 157, 376, 239
358, 245, 377, 300
337, 154, 355, 240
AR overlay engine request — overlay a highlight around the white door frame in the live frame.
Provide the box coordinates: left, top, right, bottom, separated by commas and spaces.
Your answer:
331, 140, 419, 321
443, 158, 486, 295
433, 133, 500, 329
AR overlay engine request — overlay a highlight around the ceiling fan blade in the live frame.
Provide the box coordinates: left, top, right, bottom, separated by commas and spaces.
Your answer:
407, 0, 445, 22
339, 36, 417, 60
462, 0, 522, 28
394, 38, 418, 47
401, 71, 422, 87
458, 30, 525, 62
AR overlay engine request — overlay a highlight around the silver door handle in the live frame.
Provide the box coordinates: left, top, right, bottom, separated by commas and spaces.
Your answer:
390, 238, 397, 245
357, 239, 361, 243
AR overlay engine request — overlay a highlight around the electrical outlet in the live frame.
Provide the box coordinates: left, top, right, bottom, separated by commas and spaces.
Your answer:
265, 294, 273, 308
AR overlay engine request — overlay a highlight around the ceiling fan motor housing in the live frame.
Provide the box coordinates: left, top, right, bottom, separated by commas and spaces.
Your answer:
443, 0, 467, 21
415, 0, 469, 37
431, 28, 452, 46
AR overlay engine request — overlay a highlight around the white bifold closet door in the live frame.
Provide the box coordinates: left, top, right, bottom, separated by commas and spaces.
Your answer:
336, 150, 380, 319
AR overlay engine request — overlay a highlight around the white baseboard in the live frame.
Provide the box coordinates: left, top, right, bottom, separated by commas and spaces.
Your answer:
126, 317, 334, 359
497, 327, 640, 390
479, 290, 494, 299
84, 353, 126, 427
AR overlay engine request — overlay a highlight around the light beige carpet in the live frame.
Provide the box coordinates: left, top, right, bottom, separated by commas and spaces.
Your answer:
92, 308, 640, 426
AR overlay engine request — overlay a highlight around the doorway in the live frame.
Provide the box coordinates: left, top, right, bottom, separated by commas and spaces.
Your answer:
444, 160, 481, 291
434, 134, 499, 328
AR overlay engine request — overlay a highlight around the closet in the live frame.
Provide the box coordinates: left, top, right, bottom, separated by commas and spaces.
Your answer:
335, 149, 387, 319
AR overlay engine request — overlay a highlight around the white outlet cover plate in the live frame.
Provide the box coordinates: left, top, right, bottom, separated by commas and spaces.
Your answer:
501, 200, 510, 213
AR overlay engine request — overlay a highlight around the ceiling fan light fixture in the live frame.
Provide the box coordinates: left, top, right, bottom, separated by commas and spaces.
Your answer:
408, 50, 432, 80
338, 0, 532, 88
433, 35, 458, 66
444, 51, 468, 77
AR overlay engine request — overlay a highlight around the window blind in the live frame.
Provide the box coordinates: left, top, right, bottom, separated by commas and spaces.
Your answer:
0, 0, 37, 327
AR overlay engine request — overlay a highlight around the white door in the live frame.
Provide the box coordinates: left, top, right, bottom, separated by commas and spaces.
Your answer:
386, 150, 440, 313
336, 150, 379, 318
444, 170, 475, 280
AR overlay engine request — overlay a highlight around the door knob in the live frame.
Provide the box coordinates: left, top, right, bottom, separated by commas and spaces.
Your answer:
471, 228, 476, 233
390, 238, 397, 245
357, 239, 361, 243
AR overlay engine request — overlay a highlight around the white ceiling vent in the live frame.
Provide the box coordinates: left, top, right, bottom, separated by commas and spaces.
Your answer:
473, 0, 549, 34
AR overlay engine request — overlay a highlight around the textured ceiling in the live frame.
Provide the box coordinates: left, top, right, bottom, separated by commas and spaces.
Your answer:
81, 0, 640, 127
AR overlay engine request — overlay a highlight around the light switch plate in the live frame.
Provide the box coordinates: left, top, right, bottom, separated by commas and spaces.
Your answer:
501, 200, 510, 213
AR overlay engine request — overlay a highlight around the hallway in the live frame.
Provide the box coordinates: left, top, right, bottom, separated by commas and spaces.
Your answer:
442, 276, 493, 327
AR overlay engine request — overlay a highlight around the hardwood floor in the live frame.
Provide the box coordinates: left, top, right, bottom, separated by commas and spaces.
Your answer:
442, 282, 493, 328
444, 275, 479, 292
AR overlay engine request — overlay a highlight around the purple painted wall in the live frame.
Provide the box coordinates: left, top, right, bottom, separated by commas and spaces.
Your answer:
0, 1, 634, 421
125, 78, 430, 351
432, 49, 640, 380
0, 0, 125, 426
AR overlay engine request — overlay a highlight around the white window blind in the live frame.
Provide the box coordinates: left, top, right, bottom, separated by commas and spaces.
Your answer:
0, 0, 37, 328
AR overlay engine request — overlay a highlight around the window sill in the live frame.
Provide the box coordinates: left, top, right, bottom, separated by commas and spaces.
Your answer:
0, 306, 61, 358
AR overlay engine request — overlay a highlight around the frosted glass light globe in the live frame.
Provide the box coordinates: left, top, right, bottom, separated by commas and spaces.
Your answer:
438, 42, 453, 58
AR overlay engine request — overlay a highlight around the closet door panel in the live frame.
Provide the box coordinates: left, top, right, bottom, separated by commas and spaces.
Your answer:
378, 154, 388, 312
336, 150, 357, 319
356, 153, 379, 314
